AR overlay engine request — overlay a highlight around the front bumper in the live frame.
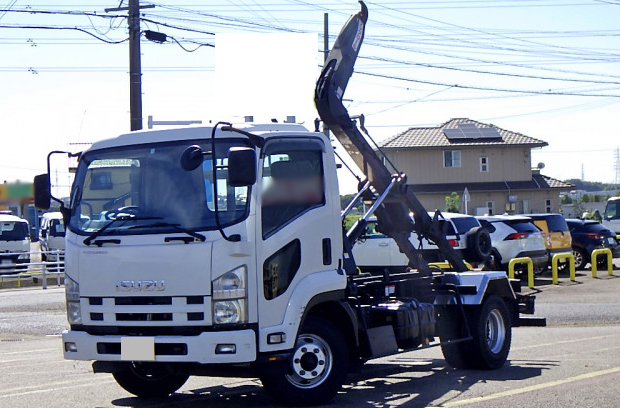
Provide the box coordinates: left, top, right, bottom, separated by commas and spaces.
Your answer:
62, 328, 257, 364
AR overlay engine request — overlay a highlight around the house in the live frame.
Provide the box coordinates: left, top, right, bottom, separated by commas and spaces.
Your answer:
378, 118, 573, 215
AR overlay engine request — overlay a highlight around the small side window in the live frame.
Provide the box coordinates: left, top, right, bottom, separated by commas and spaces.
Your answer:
263, 240, 301, 300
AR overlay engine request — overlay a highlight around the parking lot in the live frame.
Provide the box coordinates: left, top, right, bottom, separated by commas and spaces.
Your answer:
1, 261, 620, 407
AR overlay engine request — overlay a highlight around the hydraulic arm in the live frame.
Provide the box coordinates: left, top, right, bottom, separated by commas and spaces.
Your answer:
314, 2, 469, 273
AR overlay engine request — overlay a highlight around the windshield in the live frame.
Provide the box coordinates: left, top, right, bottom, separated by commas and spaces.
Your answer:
0, 221, 29, 241
69, 138, 252, 236
605, 200, 620, 220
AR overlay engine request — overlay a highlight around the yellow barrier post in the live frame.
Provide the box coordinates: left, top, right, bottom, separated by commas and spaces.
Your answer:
508, 257, 534, 288
551, 252, 575, 284
591, 248, 613, 277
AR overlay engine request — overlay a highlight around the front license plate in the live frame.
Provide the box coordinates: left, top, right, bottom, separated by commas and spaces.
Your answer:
121, 337, 155, 361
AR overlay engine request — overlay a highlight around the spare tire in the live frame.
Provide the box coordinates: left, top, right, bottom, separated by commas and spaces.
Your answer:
465, 227, 492, 262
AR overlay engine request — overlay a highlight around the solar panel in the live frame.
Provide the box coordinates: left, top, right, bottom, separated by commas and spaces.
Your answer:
444, 124, 502, 141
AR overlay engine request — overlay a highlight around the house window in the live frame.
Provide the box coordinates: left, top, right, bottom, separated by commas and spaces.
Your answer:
545, 199, 552, 213
486, 201, 494, 216
90, 172, 113, 190
444, 151, 461, 168
480, 157, 489, 172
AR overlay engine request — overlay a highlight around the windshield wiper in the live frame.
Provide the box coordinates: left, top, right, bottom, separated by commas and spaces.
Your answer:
83, 216, 162, 246
129, 222, 206, 242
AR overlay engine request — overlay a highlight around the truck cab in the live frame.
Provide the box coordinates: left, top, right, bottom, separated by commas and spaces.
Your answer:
0, 213, 31, 273
39, 211, 65, 262
603, 197, 620, 237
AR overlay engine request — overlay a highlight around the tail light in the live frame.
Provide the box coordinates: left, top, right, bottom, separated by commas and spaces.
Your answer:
505, 232, 528, 240
448, 239, 458, 247
585, 233, 605, 240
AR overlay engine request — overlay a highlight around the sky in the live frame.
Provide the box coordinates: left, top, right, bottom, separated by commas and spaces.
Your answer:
1, 0, 619, 195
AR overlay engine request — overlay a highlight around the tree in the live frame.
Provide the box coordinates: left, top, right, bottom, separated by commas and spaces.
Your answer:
445, 192, 461, 213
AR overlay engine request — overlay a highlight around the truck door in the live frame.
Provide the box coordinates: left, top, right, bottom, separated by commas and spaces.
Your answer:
256, 137, 338, 334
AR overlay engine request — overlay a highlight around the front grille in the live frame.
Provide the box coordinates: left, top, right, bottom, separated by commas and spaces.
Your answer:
117, 313, 173, 321
96, 342, 188, 356
115, 297, 173, 306
82, 296, 208, 326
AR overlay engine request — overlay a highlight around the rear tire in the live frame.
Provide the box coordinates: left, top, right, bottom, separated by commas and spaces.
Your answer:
260, 316, 349, 406
440, 295, 512, 370
113, 362, 188, 398
572, 247, 587, 270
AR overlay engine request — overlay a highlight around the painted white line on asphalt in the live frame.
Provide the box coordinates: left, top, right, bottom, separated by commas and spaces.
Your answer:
429, 366, 620, 407
0, 348, 57, 357
0, 378, 115, 399
512, 334, 616, 351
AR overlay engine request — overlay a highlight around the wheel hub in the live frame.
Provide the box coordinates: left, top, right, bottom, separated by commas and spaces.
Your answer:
285, 333, 333, 388
292, 342, 327, 380
486, 309, 506, 354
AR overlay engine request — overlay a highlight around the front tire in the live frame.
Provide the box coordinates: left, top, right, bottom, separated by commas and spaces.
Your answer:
440, 295, 512, 370
260, 316, 349, 406
112, 362, 189, 398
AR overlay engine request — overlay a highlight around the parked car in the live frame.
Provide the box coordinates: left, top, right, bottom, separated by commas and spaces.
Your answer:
566, 219, 620, 270
352, 212, 490, 272
477, 215, 548, 274
524, 213, 572, 270
0, 213, 31, 274
39, 212, 65, 262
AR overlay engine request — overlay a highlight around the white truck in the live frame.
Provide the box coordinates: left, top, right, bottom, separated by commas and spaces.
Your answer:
603, 196, 620, 236
34, 3, 543, 405
0, 212, 31, 273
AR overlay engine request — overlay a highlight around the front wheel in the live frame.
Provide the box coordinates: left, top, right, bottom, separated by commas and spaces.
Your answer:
112, 362, 189, 398
260, 316, 349, 406
441, 295, 512, 370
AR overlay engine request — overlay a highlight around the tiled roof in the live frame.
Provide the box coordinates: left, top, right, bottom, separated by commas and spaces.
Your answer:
408, 173, 574, 194
379, 118, 548, 149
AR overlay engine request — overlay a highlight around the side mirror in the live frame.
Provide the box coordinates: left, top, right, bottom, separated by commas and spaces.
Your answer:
34, 174, 51, 210
180, 145, 205, 171
228, 147, 256, 187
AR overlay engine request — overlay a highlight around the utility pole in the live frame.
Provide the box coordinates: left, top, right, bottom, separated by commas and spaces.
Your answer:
128, 0, 142, 131
105, 1, 155, 131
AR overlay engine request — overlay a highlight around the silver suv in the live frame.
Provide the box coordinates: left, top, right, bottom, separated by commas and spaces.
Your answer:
352, 212, 491, 272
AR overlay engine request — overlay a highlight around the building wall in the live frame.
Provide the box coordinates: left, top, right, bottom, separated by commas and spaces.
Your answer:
415, 190, 559, 216
386, 146, 533, 184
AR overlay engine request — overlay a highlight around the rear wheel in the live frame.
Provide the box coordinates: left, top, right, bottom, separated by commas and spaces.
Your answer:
441, 295, 512, 370
260, 316, 349, 406
112, 362, 189, 398
572, 247, 587, 270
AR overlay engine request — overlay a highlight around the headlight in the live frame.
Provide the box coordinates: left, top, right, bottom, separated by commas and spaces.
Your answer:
213, 299, 247, 325
212, 266, 247, 324
212, 266, 246, 300
17, 253, 29, 260
65, 276, 82, 325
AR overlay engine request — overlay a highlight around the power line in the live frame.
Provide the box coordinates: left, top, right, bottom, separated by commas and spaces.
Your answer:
356, 69, 620, 97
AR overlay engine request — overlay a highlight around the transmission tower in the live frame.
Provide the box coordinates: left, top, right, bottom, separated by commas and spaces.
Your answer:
615, 147, 620, 185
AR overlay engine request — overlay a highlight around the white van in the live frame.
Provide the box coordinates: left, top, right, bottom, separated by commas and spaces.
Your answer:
39, 212, 65, 262
0, 213, 31, 273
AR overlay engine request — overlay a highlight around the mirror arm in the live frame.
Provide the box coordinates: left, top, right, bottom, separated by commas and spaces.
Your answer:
46, 150, 80, 207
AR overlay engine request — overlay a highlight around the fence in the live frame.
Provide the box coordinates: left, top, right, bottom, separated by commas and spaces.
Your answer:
0, 250, 64, 289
